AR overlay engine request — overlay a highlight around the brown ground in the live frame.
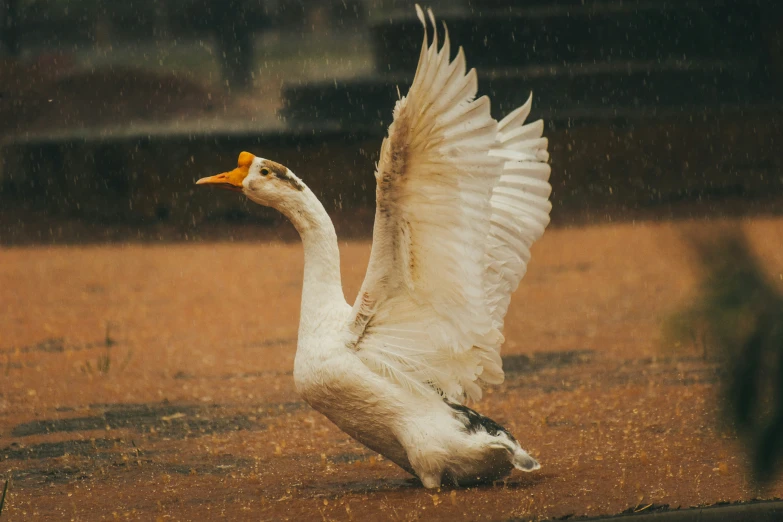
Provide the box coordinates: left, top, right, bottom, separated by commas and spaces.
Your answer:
1, 218, 783, 521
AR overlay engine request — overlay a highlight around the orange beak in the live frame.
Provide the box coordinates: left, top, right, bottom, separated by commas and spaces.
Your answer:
196, 151, 255, 192
196, 168, 247, 192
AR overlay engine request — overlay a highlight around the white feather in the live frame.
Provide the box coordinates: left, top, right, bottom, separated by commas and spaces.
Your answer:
343, 9, 552, 404
225, 6, 549, 488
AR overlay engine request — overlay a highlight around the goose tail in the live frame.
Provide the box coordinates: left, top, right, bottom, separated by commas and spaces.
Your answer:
512, 448, 541, 472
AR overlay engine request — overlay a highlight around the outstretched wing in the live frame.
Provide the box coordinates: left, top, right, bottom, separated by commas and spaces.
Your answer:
484, 96, 552, 332
343, 7, 548, 403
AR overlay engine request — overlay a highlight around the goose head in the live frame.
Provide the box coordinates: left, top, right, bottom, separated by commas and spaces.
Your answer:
196, 151, 305, 209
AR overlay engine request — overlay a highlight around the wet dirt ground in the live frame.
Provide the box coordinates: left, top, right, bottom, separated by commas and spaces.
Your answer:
1, 218, 783, 520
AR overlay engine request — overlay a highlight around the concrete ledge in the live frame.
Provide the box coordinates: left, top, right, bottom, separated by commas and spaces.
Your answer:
281, 62, 780, 126
1, 104, 781, 243
370, 3, 770, 73
565, 500, 783, 522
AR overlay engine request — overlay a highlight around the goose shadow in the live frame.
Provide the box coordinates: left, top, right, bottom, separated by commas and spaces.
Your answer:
306, 471, 551, 498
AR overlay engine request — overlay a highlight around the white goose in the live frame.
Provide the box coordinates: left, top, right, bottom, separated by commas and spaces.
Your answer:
197, 6, 552, 488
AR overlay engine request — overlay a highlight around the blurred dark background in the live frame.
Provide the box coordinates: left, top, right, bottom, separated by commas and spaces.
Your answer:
0, 0, 782, 244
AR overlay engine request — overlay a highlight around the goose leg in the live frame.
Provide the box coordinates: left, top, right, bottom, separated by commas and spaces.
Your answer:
418, 472, 442, 489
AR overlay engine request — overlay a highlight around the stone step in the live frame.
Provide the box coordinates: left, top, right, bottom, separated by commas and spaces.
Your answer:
280, 61, 780, 127
370, 3, 766, 73
2, 105, 781, 235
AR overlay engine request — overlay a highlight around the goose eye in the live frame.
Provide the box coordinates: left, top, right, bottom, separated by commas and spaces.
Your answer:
260, 167, 270, 176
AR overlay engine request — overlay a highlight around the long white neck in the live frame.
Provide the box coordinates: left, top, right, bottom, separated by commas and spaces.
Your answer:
275, 186, 347, 340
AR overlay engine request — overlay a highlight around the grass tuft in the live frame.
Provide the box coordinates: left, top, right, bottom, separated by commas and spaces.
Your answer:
0, 479, 9, 515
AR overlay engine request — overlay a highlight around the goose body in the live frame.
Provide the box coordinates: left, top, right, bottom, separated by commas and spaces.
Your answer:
197, 6, 552, 488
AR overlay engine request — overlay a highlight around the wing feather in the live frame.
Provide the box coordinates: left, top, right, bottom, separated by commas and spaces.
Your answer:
344, 9, 551, 403
484, 95, 552, 331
